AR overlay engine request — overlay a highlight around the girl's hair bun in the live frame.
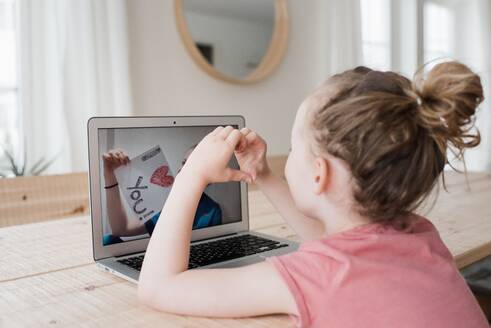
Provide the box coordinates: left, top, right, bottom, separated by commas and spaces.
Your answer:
411, 61, 484, 161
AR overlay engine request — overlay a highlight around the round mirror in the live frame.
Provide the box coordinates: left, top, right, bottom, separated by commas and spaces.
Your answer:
175, 0, 288, 84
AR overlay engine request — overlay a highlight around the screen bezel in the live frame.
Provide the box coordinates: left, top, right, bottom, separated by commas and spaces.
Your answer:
87, 116, 249, 261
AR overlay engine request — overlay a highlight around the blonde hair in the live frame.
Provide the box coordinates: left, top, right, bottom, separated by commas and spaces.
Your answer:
308, 61, 483, 223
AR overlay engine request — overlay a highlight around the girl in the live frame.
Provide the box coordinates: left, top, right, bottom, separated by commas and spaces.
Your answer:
138, 61, 488, 327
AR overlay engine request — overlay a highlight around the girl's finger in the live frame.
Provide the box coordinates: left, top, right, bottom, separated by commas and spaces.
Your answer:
236, 135, 248, 152
245, 131, 258, 143
120, 155, 129, 165
117, 151, 129, 164
209, 126, 224, 137
218, 126, 234, 139
226, 168, 252, 183
113, 151, 122, 160
225, 129, 243, 148
240, 127, 252, 136
115, 152, 125, 164
108, 153, 118, 162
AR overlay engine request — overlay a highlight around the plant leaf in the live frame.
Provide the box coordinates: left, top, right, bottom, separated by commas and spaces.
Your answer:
29, 157, 46, 174
30, 160, 53, 176
2, 147, 20, 176
29, 150, 61, 176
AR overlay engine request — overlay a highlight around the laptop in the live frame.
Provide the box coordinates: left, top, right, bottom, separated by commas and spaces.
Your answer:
87, 115, 299, 283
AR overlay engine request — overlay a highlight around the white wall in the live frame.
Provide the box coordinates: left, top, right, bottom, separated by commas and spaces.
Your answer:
125, 0, 328, 156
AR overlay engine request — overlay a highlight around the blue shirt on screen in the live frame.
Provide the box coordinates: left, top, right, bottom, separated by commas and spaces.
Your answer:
103, 192, 222, 246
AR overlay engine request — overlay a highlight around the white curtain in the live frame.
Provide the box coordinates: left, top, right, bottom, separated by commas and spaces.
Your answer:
451, 0, 491, 171
18, 0, 133, 174
322, 0, 363, 76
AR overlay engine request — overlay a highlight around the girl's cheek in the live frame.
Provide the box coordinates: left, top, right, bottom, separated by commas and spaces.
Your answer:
284, 154, 291, 180
284, 152, 296, 187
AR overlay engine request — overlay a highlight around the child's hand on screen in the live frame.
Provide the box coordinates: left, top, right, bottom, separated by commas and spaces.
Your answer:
180, 126, 253, 186
234, 128, 270, 182
102, 149, 130, 174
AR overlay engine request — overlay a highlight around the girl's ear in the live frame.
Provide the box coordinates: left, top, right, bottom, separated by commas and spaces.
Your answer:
313, 157, 329, 195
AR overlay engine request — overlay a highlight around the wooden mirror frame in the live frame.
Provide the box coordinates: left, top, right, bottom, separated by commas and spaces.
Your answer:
174, 0, 289, 85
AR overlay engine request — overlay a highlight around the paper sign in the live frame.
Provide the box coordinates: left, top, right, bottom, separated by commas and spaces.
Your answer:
114, 145, 174, 223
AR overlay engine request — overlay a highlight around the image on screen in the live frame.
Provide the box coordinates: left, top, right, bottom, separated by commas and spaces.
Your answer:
98, 125, 242, 246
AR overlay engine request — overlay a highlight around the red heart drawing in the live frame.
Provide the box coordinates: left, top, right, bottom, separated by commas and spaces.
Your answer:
150, 165, 174, 188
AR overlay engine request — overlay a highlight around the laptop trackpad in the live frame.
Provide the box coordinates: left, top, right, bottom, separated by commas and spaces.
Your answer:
211, 255, 264, 268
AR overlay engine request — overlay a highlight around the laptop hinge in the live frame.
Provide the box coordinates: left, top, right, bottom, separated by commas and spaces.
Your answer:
113, 232, 240, 259
192, 232, 238, 243
114, 250, 146, 259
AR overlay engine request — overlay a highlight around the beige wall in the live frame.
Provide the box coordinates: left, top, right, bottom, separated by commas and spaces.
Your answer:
126, 0, 328, 155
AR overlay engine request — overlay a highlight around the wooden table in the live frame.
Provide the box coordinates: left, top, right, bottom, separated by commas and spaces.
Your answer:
1, 172, 490, 327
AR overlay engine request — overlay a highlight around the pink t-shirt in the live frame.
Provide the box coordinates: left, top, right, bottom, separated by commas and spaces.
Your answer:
266, 215, 488, 328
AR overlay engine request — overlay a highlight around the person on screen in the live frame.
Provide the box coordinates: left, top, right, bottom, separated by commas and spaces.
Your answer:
102, 145, 222, 245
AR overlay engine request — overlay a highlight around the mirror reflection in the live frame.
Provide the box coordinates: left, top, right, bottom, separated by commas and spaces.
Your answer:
182, 0, 275, 79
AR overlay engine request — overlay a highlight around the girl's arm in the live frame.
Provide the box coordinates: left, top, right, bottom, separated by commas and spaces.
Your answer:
235, 128, 325, 241
138, 126, 298, 318
103, 151, 147, 236
255, 171, 326, 241
104, 174, 147, 236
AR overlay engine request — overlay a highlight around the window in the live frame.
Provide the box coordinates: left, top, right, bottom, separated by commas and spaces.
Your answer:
424, 1, 454, 65
0, 0, 20, 163
360, 0, 391, 70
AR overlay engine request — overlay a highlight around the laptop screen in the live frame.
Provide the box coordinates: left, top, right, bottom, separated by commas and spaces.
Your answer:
97, 125, 242, 246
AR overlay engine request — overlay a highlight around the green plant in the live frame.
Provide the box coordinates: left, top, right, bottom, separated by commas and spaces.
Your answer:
0, 141, 60, 177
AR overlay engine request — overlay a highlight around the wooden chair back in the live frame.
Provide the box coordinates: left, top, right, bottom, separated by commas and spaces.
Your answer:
0, 155, 288, 226
0, 172, 90, 227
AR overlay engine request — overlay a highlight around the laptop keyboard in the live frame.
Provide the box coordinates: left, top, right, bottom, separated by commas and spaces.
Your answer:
117, 234, 289, 271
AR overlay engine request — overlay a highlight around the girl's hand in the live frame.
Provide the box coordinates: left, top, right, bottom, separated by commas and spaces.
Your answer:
102, 149, 129, 186
179, 126, 253, 186
102, 149, 130, 174
234, 128, 271, 182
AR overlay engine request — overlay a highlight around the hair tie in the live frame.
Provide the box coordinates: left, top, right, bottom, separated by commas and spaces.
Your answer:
104, 182, 119, 189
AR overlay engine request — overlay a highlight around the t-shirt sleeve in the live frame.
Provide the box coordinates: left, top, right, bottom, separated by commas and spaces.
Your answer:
265, 248, 329, 328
